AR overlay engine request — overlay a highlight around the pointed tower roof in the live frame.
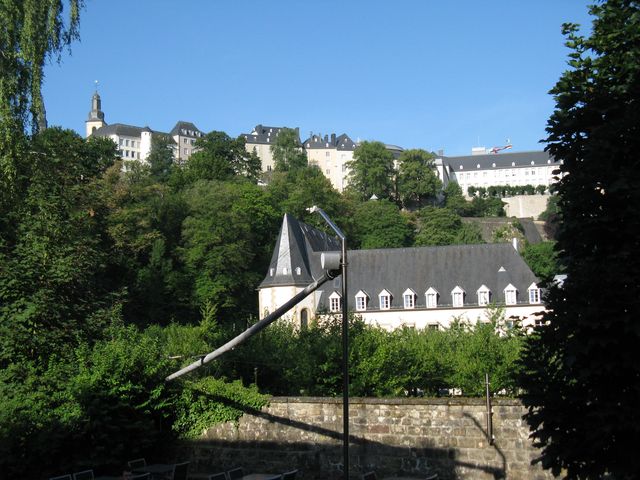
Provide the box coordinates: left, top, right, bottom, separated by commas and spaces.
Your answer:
259, 214, 340, 288
87, 91, 105, 122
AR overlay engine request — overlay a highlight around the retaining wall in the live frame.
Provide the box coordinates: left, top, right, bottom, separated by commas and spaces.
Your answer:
180, 397, 555, 480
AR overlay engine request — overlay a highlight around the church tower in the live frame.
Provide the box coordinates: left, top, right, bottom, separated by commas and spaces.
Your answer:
85, 90, 106, 138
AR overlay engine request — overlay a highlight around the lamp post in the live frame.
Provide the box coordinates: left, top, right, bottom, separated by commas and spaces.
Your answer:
308, 206, 349, 479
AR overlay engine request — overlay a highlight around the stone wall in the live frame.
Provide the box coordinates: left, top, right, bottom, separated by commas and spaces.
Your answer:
179, 397, 556, 480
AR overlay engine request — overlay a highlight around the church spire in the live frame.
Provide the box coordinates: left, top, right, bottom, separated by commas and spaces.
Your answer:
85, 80, 106, 137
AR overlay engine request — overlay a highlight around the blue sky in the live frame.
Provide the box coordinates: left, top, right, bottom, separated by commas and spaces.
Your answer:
43, 0, 593, 157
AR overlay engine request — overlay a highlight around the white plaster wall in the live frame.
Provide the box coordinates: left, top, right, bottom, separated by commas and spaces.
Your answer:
259, 285, 324, 326
454, 164, 557, 198
503, 194, 550, 218
140, 131, 152, 162
354, 304, 544, 330
260, 285, 544, 331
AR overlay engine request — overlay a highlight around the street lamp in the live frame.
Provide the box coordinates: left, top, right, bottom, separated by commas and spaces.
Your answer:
308, 206, 349, 480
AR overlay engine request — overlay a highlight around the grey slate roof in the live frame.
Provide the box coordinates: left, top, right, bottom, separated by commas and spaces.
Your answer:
259, 214, 341, 288
330, 243, 539, 310
260, 214, 540, 311
302, 133, 357, 151
243, 124, 299, 145
93, 123, 144, 138
170, 121, 202, 137
443, 150, 557, 171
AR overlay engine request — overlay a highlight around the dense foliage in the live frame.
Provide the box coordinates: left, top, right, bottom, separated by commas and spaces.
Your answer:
226, 313, 524, 398
518, 1, 640, 478
0, 2, 564, 477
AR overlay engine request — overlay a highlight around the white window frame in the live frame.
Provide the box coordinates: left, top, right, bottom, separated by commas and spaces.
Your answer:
379, 289, 392, 310
425, 287, 439, 308
329, 291, 342, 312
451, 286, 465, 307
477, 285, 491, 306
403, 288, 416, 309
355, 290, 369, 312
504, 284, 518, 305
528, 283, 541, 304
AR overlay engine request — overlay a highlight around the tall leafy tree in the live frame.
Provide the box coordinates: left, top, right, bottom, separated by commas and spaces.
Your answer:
1, 0, 84, 228
415, 206, 483, 246
147, 134, 175, 182
0, 128, 118, 364
346, 141, 395, 200
267, 166, 350, 231
270, 127, 307, 172
180, 179, 279, 322
519, 2, 640, 478
352, 199, 412, 249
397, 149, 442, 208
180, 131, 261, 184
443, 181, 471, 216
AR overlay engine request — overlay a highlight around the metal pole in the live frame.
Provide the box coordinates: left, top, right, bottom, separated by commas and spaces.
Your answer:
166, 271, 335, 381
485, 373, 494, 445
308, 206, 349, 480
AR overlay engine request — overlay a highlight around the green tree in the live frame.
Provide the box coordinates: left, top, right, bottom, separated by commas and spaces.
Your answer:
0, 128, 118, 364
180, 180, 279, 322
519, 3, 640, 477
538, 194, 561, 239
352, 199, 412, 249
443, 181, 471, 216
346, 141, 395, 200
396, 149, 442, 208
147, 134, 174, 182
521, 241, 561, 284
415, 206, 483, 246
0, 0, 83, 209
270, 128, 307, 172
266, 167, 349, 230
181, 131, 261, 184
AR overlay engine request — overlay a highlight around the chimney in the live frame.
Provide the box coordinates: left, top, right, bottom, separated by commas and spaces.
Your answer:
331, 133, 336, 145
324, 134, 328, 142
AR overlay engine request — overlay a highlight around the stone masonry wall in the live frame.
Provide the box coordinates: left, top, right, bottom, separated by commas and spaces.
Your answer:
180, 397, 556, 480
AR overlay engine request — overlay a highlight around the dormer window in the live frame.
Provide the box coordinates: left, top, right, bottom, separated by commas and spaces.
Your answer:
295, 267, 301, 275
425, 287, 439, 308
451, 286, 465, 307
379, 289, 392, 310
329, 291, 342, 312
528, 283, 541, 304
477, 285, 491, 306
269, 268, 274, 277
403, 288, 417, 309
504, 284, 518, 305
282, 267, 288, 275
355, 290, 369, 311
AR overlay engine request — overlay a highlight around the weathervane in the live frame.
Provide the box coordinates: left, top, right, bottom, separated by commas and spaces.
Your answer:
94, 79, 99, 93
